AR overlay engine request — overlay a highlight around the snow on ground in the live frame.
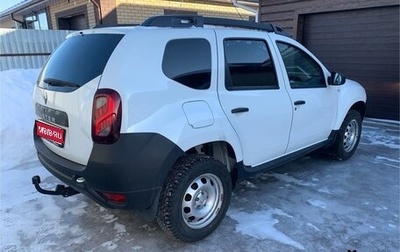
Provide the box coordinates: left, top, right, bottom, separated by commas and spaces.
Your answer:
228, 208, 305, 250
1, 69, 399, 251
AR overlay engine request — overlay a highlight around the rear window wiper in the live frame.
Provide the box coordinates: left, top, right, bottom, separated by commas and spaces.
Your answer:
43, 78, 80, 88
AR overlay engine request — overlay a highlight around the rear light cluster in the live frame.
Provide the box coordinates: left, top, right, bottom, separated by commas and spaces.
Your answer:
99, 192, 127, 205
92, 89, 122, 144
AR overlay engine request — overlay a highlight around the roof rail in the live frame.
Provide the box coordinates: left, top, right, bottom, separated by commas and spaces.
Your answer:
141, 15, 204, 28
140, 15, 289, 36
94, 23, 138, 29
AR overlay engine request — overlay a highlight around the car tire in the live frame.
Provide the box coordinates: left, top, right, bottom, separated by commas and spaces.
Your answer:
333, 110, 362, 160
157, 155, 232, 242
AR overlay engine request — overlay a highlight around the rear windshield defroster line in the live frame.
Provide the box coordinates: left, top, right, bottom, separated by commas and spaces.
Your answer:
38, 34, 124, 91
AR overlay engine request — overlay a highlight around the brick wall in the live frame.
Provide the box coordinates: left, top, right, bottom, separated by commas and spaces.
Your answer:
116, 0, 253, 24
100, 0, 117, 25
0, 0, 255, 30
49, 0, 97, 29
87, 1, 97, 27
0, 18, 16, 28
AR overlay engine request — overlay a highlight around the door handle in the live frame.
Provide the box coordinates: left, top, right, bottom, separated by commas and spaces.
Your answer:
294, 100, 306, 105
231, 107, 249, 114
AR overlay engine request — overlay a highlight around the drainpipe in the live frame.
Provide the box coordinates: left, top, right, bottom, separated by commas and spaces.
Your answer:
11, 12, 26, 28
231, 0, 259, 22
89, 0, 102, 25
8, 0, 49, 29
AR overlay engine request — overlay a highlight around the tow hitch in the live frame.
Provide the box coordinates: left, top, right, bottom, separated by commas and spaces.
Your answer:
32, 175, 79, 197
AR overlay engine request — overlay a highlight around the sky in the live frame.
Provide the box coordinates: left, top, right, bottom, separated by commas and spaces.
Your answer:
0, 0, 24, 12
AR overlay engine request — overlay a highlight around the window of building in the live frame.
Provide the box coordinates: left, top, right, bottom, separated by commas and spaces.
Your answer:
224, 39, 278, 90
24, 11, 48, 30
162, 38, 211, 90
277, 42, 326, 88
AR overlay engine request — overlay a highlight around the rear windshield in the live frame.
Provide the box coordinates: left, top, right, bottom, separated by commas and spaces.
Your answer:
38, 33, 124, 91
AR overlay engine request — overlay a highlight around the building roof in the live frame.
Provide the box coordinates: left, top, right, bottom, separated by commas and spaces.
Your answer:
0, 0, 259, 19
0, 0, 51, 18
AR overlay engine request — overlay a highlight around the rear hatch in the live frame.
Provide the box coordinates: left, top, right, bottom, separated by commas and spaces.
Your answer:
33, 32, 124, 165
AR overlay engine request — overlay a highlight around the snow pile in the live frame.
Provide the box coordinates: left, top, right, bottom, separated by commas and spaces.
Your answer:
0, 69, 40, 169
0, 69, 53, 208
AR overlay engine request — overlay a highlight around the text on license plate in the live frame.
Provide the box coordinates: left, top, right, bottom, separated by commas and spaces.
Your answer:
36, 120, 65, 147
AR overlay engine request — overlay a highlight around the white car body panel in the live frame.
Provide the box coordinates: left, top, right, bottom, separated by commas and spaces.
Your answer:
332, 79, 367, 129
99, 27, 244, 161
33, 76, 99, 165
284, 86, 338, 152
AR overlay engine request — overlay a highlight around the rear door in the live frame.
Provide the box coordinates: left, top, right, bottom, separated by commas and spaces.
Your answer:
33, 32, 124, 165
216, 30, 293, 167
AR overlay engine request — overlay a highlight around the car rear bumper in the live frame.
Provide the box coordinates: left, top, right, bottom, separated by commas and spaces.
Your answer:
34, 129, 184, 219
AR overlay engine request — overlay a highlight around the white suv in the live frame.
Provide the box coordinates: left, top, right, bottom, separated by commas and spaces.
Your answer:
32, 15, 367, 242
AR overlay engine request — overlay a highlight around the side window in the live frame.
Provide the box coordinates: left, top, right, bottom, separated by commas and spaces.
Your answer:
162, 38, 211, 90
224, 39, 278, 90
277, 42, 326, 88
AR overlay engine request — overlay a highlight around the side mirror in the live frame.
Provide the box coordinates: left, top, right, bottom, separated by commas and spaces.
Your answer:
328, 72, 346, 85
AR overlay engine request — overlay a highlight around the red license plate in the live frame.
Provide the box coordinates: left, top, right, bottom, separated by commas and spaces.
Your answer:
36, 120, 65, 147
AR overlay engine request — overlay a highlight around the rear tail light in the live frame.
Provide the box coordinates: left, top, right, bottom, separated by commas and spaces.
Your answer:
92, 89, 122, 144
99, 191, 127, 204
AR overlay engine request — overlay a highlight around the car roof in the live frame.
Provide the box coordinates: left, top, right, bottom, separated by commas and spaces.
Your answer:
88, 15, 290, 37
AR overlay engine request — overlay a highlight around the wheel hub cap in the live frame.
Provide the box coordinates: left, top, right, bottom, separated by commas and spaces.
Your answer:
343, 119, 359, 152
194, 190, 208, 208
181, 173, 223, 229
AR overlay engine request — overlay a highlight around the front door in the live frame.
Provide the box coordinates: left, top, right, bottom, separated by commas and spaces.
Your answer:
274, 40, 338, 153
